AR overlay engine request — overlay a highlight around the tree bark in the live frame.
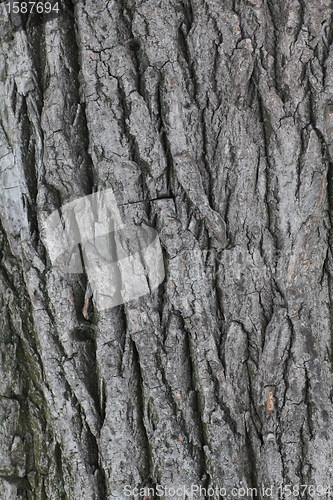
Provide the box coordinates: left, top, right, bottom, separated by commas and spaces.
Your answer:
1, 0, 333, 498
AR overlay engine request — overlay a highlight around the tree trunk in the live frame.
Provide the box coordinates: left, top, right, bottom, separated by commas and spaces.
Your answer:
1, 0, 333, 498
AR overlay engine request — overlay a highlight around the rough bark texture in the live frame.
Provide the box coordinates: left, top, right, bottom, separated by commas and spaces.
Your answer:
1, 0, 333, 499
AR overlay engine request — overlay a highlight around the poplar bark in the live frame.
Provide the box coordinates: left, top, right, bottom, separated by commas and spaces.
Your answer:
1, 0, 333, 498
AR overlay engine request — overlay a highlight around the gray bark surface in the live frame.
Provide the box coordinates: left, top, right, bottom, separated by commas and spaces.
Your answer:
1, 0, 333, 498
